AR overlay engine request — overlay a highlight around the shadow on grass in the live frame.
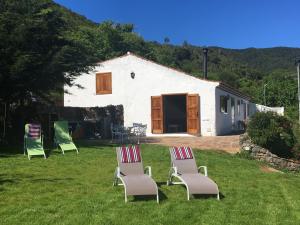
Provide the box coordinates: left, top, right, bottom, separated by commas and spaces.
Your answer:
0, 144, 23, 157
30, 177, 74, 183
193, 192, 225, 200
157, 181, 167, 187
166, 181, 225, 200
0, 174, 19, 192
0, 139, 116, 158
75, 139, 165, 148
75, 139, 116, 149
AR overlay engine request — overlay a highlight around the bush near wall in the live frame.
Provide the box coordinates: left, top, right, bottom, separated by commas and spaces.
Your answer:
247, 112, 295, 158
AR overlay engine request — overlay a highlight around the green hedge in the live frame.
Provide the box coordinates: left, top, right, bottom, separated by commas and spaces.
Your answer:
247, 112, 295, 158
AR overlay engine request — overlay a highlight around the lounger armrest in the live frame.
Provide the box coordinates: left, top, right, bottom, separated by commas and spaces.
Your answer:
198, 166, 208, 176
144, 166, 152, 177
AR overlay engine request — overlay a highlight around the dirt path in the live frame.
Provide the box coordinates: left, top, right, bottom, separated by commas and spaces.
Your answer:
143, 135, 240, 153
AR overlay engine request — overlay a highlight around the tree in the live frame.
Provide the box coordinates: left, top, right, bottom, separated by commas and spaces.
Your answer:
163, 37, 170, 44
0, 0, 100, 104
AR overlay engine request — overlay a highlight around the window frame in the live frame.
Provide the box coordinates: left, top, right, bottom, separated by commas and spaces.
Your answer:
96, 72, 112, 95
231, 97, 235, 116
220, 96, 228, 114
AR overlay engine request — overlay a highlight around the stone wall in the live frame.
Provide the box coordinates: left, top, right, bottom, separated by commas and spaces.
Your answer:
240, 134, 300, 171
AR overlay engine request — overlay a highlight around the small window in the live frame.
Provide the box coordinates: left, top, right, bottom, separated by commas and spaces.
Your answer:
220, 96, 228, 113
96, 72, 112, 95
237, 100, 240, 115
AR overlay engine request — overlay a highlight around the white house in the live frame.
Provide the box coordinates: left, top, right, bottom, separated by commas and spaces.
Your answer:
64, 52, 253, 136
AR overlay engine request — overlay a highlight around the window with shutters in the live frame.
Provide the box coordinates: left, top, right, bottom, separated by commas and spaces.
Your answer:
96, 72, 112, 95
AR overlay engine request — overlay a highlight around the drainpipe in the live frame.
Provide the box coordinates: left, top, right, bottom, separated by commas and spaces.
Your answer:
203, 48, 208, 79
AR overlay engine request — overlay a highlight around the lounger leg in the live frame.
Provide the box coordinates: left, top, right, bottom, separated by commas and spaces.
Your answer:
44, 154, 46, 159
157, 191, 159, 204
28, 154, 30, 160
217, 193, 220, 200
124, 193, 127, 203
167, 169, 173, 185
187, 191, 190, 201
113, 175, 118, 186
167, 176, 172, 185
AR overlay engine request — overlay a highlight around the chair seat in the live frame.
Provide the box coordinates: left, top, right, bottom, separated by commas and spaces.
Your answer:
180, 173, 219, 194
27, 148, 45, 156
121, 174, 157, 196
59, 142, 77, 151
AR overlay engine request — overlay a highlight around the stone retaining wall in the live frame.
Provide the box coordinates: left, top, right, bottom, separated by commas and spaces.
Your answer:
240, 134, 300, 171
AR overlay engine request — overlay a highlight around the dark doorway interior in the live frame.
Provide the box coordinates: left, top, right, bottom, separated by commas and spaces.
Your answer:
163, 95, 187, 133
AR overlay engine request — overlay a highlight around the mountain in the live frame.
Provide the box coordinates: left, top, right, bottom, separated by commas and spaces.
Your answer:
5, 0, 298, 118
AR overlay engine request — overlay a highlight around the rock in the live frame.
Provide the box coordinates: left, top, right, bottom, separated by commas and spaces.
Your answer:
239, 132, 300, 172
251, 146, 260, 153
244, 146, 250, 151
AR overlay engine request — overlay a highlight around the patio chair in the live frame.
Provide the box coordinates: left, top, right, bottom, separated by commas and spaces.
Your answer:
167, 146, 219, 200
113, 145, 159, 203
111, 124, 129, 144
54, 121, 78, 154
24, 123, 46, 160
131, 123, 147, 144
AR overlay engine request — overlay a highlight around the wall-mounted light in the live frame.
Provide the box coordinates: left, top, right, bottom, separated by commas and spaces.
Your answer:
130, 72, 135, 79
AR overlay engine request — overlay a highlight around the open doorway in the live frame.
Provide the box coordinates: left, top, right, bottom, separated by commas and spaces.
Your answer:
163, 94, 187, 133
151, 93, 200, 134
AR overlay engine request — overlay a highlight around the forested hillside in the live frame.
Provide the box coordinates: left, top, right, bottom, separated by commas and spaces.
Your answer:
1, 0, 299, 120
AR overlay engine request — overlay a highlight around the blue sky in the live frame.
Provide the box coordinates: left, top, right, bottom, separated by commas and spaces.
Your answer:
54, 0, 300, 49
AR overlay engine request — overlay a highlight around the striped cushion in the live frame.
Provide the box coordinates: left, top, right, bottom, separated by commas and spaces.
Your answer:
28, 124, 41, 139
120, 146, 141, 163
172, 147, 193, 160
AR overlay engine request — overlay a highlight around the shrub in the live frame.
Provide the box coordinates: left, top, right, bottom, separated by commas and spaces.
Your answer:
247, 112, 295, 158
292, 124, 300, 160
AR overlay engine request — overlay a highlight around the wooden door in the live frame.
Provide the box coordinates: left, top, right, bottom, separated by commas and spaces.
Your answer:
187, 94, 200, 134
151, 96, 163, 134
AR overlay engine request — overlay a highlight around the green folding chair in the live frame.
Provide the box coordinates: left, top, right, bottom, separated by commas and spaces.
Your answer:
24, 123, 46, 160
54, 121, 78, 154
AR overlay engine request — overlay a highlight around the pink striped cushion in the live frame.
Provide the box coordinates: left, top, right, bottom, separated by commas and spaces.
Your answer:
28, 124, 41, 139
172, 147, 193, 160
120, 146, 141, 163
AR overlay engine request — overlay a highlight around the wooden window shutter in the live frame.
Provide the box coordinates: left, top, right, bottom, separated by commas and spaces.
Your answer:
96, 72, 112, 95
187, 94, 200, 134
151, 96, 163, 134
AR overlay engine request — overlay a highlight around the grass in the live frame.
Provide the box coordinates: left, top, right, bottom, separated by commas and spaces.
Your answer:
1, 142, 300, 225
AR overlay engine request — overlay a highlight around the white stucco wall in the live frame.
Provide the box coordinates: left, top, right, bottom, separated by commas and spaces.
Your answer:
64, 54, 220, 136
255, 104, 284, 115
215, 88, 250, 135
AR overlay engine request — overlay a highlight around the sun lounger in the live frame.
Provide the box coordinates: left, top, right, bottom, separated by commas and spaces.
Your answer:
24, 123, 46, 160
54, 121, 78, 154
167, 146, 219, 200
113, 145, 159, 203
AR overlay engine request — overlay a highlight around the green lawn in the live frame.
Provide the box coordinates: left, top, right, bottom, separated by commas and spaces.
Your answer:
1, 142, 300, 225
